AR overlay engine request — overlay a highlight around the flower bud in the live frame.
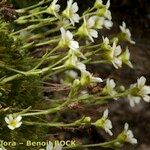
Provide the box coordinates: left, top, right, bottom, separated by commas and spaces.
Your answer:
82, 117, 91, 123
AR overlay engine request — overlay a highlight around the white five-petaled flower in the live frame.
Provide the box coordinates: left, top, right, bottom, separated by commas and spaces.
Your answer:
78, 17, 98, 42
88, 16, 113, 30
95, 109, 113, 136
128, 76, 150, 107
46, 0, 60, 17
59, 27, 79, 50
62, 0, 80, 26
103, 78, 117, 98
46, 142, 62, 150
120, 47, 133, 68
122, 123, 137, 144
110, 41, 122, 69
119, 22, 135, 44
5, 115, 22, 130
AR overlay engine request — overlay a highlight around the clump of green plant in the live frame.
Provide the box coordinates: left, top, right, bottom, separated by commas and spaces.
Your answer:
0, 0, 150, 150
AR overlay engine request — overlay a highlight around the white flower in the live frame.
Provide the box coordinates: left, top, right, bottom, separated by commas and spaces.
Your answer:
46, 0, 60, 17
103, 19, 113, 29
123, 123, 137, 144
62, 0, 80, 26
80, 70, 102, 86
96, 0, 112, 20
128, 95, 141, 107
64, 51, 86, 71
95, 109, 113, 136
119, 22, 135, 44
120, 47, 133, 68
88, 16, 113, 30
103, 78, 117, 97
111, 41, 122, 69
104, 0, 111, 20
46, 142, 62, 150
76, 61, 86, 71
128, 76, 150, 107
78, 17, 98, 42
59, 27, 79, 50
5, 115, 22, 130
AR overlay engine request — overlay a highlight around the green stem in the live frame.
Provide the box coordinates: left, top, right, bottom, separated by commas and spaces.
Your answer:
16, 0, 52, 13
11, 21, 53, 35
88, 60, 109, 64
0, 55, 68, 85
81, 12, 97, 18
21, 78, 80, 117
18, 10, 46, 20
23, 121, 77, 127
21, 96, 72, 117
16, 17, 57, 24
35, 39, 59, 47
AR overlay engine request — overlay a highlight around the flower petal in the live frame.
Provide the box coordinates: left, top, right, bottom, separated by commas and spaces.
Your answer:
8, 125, 15, 130
72, 2, 78, 13
137, 76, 146, 88
89, 29, 98, 38
66, 31, 73, 40
69, 40, 79, 50
103, 109, 108, 118
16, 115, 22, 122
5, 117, 10, 124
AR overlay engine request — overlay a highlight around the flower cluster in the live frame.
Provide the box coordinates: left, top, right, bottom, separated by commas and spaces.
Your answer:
58, 26, 103, 86
128, 76, 150, 107
77, 0, 112, 42
101, 37, 133, 69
